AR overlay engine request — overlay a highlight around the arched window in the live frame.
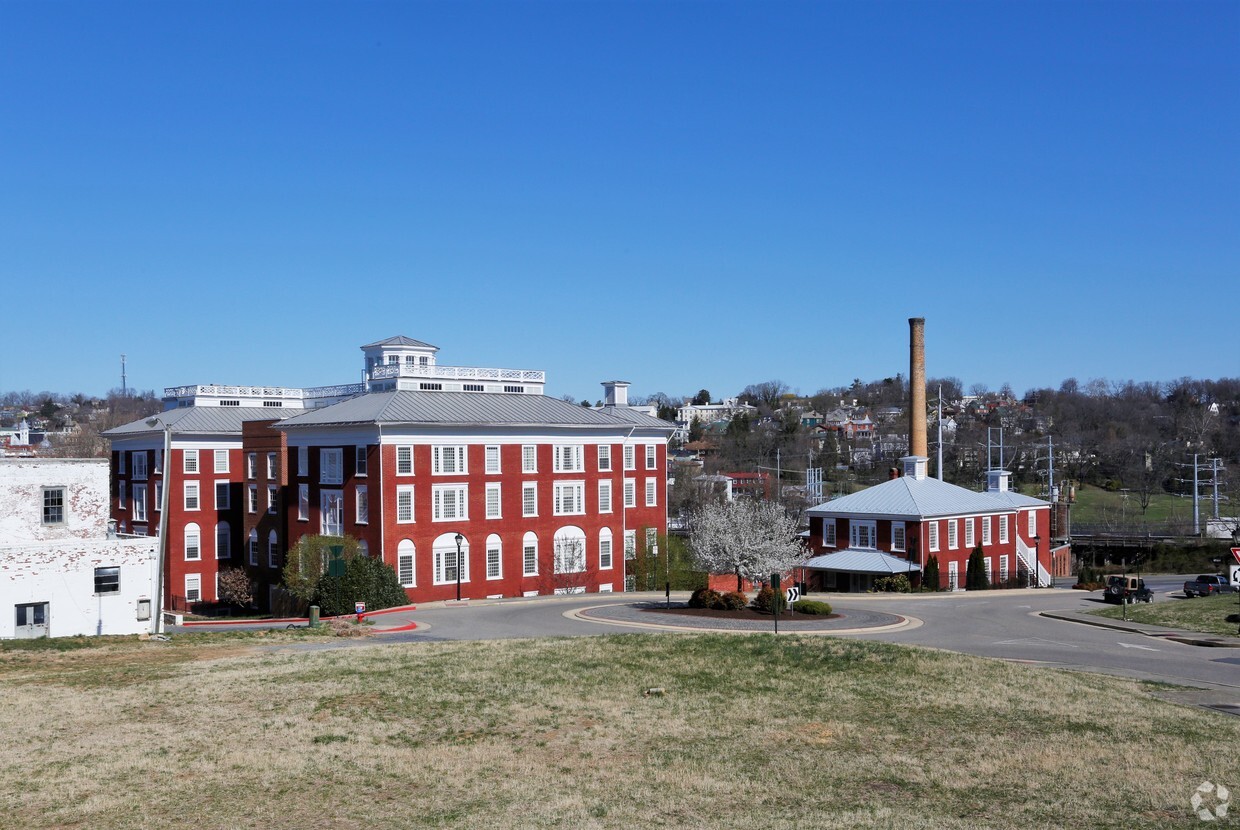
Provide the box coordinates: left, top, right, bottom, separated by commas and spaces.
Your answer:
215, 521, 231, 560
599, 527, 614, 570
248, 529, 259, 566
184, 522, 201, 561
397, 540, 415, 587
553, 526, 586, 574
485, 533, 502, 580
432, 533, 468, 585
522, 531, 538, 577
268, 530, 279, 568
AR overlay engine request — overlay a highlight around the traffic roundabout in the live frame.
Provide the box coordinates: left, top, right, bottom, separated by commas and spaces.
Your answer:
567, 600, 918, 635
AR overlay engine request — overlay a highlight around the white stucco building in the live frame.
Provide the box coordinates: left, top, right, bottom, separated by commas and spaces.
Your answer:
0, 459, 159, 638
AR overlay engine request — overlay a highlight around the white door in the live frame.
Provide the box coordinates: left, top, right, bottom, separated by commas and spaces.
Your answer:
14, 603, 49, 638
947, 562, 959, 591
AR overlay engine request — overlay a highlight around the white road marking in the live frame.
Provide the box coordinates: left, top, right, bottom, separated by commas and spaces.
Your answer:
993, 637, 1080, 648
1118, 642, 1160, 651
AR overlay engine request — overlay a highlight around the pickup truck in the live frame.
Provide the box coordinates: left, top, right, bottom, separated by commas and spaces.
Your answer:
1182, 575, 1236, 598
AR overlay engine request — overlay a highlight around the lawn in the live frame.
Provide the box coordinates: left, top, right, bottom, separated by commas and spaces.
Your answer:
1092, 593, 1240, 638
0, 633, 1236, 829
1067, 485, 1194, 526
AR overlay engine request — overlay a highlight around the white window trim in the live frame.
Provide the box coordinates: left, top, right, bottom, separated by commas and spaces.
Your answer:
247, 453, 257, 480
396, 445, 414, 476
183, 449, 199, 474
433, 541, 469, 586
432, 484, 469, 522
645, 444, 657, 470
823, 520, 837, 548
623, 480, 635, 508
522, 534, 538, 576
184, 481, 200, 511
214, 449, 229, 474
356, 485, 369, 524
947, 519, 958, 550
297, 484, 309, 521
215, 480, 230, 510
645, 478, 657, 507
890, 521, 905, 552
553, 481, 586, 516
522, 482, 538, 517
965, 517, 976, 549
396, 485, 415, 524
928, 521, 940, 552
597, 445, 612, 471
432, 445, 468, 476
485, 483, 502, 519
484, 445, 501, 474
850, 520, 877, 550
320, 448, 344, 485
999, 514, 1010, 544
598, 480, 612, 514
486, 536, 503, 580
522, 445, 537, 473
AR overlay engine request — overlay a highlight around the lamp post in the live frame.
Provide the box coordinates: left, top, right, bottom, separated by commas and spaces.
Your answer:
454, 533, 464, 601
145, 416, 172, 634
1032, 535, 1041, 588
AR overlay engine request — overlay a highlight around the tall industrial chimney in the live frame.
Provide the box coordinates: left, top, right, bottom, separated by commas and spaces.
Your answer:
909, 317, 927, 458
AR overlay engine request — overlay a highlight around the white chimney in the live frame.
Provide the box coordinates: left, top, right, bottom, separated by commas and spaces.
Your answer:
602, 380, 630, 407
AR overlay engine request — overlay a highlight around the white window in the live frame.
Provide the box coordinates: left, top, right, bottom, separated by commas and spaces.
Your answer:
267, 485, 278, 514
119, 481, 127, 509
396, 446, 414, 475
247, 453, 257, 479
948, 520, 958, 550
486, 534, 502, 580
553, 482, 585, 515
982, 516, 992, 546
215, 480, 230, 510
397, 486, 415, 523
154, 449, 163, 474
248, 530, 259, 566
184, 481, 200, 511
1027, 510, 1036, 537
433, 485, 468, 521
624, 530, 637, 560
268, 531, 279, 568
155, 481, 163, 512
623, 445, 635, 471
553, 527, 586, 574
320, 490, 344, 536
216, 522, 231, 559
183, 449, 199, 474
823, 520, 837, 547
42, 487, 66, 526
1000, 555, 1009, 583
598, 481, 612, 514
999, 514, 1009, 544
850, 520, 876, 549
132, 484, 147, 523
646, 527, 658, 553
320, 448, 343, 485
624, 480, 635, 508
947, 561, 959, 590
185, 573, 201, 602
267, 452, 277, 480
132, 452, 147, 480
433, 534, 469, 585
645, 478, 657, 507
522, 482, 537, 517
645, 444, 657, 469
984, 556, 992, 582
485, 483, 501, 519
597, 445, 611, 471
214, 449, 229, 474
891, 522, 905, 552
485, 445, 501, 474
118, 451, 126, 475
433, 445, 467, 475
965, 518, 976, 549
522, 445, 537, 473
599, 528, 614, 570
356, 485, 369, 524
522, 532, 538, 576
184, 523, 201, 561
355, 447, 366, 476
297, 446, 308, 477
928, 522, 940, 552
247, 484, 258, 514
553, 445, 584, 473
298, 484, 309, 520
397, 540, 416, 587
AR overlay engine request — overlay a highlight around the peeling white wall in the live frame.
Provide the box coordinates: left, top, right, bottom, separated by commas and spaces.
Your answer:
0, 458, 110, 542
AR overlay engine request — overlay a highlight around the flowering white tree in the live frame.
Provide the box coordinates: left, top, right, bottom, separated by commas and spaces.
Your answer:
689, 499, 805, 591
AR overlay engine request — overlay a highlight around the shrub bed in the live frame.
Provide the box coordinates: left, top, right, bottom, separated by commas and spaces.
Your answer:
792, 599, 832, 615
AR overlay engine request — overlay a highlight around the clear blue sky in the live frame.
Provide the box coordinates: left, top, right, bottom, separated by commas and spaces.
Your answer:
2, 1, 1236, 403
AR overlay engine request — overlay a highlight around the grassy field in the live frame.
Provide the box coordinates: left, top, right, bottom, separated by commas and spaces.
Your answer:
1092, 593, 1240, 638
1, 632, 1237, 830
1067, 485, 1195, 526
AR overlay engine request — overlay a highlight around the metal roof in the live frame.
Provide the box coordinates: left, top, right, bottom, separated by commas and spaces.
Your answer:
360, 336, 439, 350
276, 390, 675, 431
102, 407, 290, 438
803, 549, 922, 574
807, 475, 1048, 520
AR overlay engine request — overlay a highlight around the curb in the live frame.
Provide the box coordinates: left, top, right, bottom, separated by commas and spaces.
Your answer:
1039, 609, 1240, 648
565, 603, 921, 636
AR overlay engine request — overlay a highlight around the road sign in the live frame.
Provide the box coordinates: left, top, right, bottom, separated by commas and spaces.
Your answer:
785, 586, 801, 605
1231, 547, 1240, 566
355, 602, 366, 615
1230, 564, 1240, 588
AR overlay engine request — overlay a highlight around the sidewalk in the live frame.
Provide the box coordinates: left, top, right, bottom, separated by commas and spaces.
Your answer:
1039, 608, 1240, 648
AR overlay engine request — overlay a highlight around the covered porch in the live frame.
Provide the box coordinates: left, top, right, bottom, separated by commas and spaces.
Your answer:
802, 549, 920, 593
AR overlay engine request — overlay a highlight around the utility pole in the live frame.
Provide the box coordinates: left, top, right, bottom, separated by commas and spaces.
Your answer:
1210, 457, 1223, 521
121, 354, 127, 397
1193, 453, 1200, 536
936, 384, 943, 481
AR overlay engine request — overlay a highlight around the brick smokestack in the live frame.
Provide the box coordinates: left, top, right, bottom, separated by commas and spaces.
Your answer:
909, 317, 927, 458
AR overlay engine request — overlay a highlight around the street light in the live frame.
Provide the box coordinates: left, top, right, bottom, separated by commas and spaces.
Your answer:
1032, 535, 1041, 588
454, 533, 464, 601
145, 416, 172, 634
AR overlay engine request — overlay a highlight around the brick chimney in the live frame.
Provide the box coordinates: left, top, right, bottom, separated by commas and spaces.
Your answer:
909, 317, 927, 458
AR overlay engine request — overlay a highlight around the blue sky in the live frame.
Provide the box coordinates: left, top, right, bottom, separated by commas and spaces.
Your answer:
2, 1, 1236, 403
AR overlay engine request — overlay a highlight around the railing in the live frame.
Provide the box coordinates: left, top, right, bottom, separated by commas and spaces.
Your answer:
163, 384, 306, 399
302, 383, 366, 399
369, 364, 545, 383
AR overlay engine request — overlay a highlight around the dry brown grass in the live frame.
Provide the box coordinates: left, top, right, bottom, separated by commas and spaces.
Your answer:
0, 633, 1235, 829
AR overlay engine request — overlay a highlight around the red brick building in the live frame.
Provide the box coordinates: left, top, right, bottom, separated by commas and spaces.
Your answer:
804, 456, 1069, 592
104, 337, 672, 610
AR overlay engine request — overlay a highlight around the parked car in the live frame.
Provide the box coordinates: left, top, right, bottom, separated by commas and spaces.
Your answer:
1182, 575, 1237, 598
1103, 575, 1153, 604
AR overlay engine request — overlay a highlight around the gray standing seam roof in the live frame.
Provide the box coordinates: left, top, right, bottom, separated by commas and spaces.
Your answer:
276, 390, 675, 431
102, 407, 290, 438
806, 475, 1048, 519
361, 336, 439, 350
